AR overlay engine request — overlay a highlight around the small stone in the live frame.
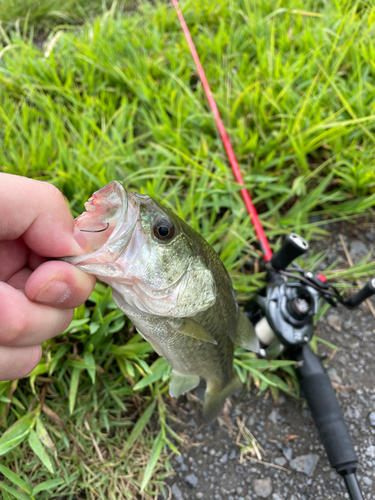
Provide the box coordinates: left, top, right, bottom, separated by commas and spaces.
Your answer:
196, 493, 204, 499
333, 483, 341, 493
362, 476, 373, 486
349, 240, 369, 262
352, 330, 363, 340
369, 412, 375, 426
253, 477, 273, 498
185, 473, 198, 488
171, 483, 184, 500
272, 494, 283, 500
236, 465, 244, 474
365, 445, 375, 459
209, 448, 216, 456
234, 405, 243, 416
229, 450, 236, 460
274, 457, 287, 467
248, 415, 255, 426
289, 454, 319, 477
268, 409, 281, 425
347, 408, 361, 419
327, 368, 342, 384
327, 313, 342, 332
174, 454, 184, 464
220, 453, 228, 464
282, 447, 293, 461
278, 395, 287, 406
365, 232, 374, 242
237, 487, 243, 494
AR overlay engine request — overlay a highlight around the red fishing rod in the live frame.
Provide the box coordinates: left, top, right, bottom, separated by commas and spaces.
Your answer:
171, 0, 272, 262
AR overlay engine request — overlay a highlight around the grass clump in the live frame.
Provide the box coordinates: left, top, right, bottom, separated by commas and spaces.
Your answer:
0, 0, 375, 497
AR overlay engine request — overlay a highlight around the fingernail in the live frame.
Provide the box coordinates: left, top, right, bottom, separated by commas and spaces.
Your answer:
73, 226, 92, 253
35, 281, 71, 304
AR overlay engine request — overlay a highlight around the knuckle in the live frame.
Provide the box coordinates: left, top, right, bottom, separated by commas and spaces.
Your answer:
3, 312, 29, 344
43, 182, 66, 206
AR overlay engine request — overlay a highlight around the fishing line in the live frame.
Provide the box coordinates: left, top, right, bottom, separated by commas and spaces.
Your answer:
171, 0, 273, 261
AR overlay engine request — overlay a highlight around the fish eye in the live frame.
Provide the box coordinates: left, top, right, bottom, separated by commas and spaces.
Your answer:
153, 218, 175, 241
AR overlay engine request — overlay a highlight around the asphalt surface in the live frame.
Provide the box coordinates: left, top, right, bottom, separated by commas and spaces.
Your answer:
162, 222, 375, 500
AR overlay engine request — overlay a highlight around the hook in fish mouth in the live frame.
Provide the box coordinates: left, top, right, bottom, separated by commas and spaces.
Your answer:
80, 222, 110, 233
73, 181, 128, 251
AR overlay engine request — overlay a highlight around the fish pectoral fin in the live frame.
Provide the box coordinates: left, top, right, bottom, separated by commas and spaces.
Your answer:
202, 374, 243, 423
235, 310, 260, 353
169, 371, 200, 398
171, 318, 218, 345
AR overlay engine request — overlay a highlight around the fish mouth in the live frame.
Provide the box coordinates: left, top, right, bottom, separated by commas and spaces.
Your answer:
74, 181, 128, 252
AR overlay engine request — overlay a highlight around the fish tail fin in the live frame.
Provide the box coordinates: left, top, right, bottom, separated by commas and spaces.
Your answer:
202, 374, 243, 423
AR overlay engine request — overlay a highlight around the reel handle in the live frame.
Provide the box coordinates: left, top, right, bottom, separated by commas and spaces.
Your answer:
270, 233, 309, 271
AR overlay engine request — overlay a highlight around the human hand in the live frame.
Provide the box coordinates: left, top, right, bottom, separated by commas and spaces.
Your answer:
0, 173, 96, 381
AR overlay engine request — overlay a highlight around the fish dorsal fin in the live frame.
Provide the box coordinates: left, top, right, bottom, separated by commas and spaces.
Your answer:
170, 318, 218, 345
235, 310, 260, 353
169, 371, 200, 397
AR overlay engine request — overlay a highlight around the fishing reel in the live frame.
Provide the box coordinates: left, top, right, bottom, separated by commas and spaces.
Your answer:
247, 233, 375, 360
245, 233, 375, 500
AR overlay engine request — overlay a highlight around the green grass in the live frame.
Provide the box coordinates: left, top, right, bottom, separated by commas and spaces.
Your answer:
1, 0, 375, 497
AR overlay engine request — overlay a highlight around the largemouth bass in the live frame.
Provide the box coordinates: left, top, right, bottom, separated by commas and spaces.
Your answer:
66, 181, 259, 422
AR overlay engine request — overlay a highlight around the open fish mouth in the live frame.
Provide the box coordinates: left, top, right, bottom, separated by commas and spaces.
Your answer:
74, 181, 129, 252
65, 181, 218, 318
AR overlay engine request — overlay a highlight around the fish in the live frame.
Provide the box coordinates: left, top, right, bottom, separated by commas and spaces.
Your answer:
65, 181, 259, 422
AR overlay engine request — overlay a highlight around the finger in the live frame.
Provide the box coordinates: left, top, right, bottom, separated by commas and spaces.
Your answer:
0, 239, 28, 281
7, 267, 33, 290
25, 261, 96, 309
0, 282, 74, 346
28, 250, 46, 271
0, 173, 91, 257
0, 345, 42, 381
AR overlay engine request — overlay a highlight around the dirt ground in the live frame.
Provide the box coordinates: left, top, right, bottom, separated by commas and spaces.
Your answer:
162, 222, 375, 500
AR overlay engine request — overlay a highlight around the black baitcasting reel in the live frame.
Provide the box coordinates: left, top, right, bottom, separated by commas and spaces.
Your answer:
247, 233, 375, 500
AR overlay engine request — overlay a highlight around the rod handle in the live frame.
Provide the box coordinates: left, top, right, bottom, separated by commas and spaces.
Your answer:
296, 346, 357, 472
345, 278, 375, 308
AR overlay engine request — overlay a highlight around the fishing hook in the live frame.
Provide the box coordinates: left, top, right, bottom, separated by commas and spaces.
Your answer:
80, 222, 110, 233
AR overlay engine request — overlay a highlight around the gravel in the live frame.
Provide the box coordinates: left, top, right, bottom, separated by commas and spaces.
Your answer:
274, 457, 287, 467
289, 454, 319, 477
164, 224, 375, 500
253, 477, 273, 498
268, 408, 282, 425
171, 483, 183, 500
185, 473, 199, 488
327, 313, 342, 332
349, 240, 370, 262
